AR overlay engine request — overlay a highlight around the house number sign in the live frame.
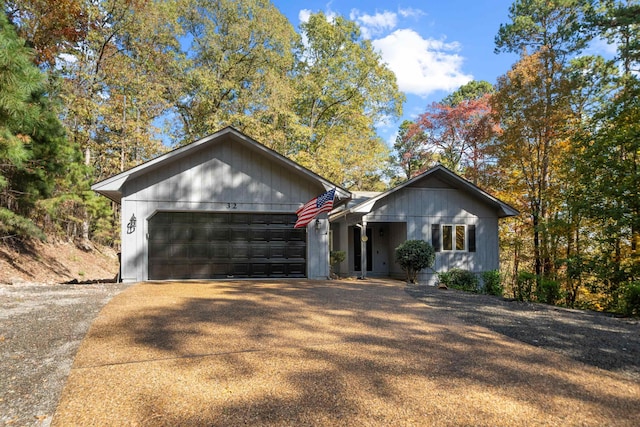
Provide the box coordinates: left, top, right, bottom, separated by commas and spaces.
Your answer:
227, 203, 237, 209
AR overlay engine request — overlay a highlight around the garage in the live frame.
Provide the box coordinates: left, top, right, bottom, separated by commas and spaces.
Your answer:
92, 127, 349, 282
148, 212, 306, 280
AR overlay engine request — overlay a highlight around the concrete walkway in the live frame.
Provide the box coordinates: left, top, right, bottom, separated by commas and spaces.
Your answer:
52, 279, 640, 426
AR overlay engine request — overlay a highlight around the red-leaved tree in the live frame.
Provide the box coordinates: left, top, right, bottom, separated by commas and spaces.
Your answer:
411, 93, 497, 185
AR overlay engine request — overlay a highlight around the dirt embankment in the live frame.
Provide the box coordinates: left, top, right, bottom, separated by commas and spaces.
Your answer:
0, 240, 119, 285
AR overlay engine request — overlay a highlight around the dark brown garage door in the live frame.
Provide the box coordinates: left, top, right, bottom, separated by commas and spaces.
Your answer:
148, 212, 306, 280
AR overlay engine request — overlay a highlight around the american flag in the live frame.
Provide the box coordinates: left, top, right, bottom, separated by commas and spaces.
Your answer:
294, 188, 336, 228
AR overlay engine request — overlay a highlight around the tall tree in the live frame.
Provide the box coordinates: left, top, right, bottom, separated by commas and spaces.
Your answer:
388, 120, 431, 184
591, 0, 640, 74
442, 80, 494, 107
495, 0, 593, 58
56, 0, 177, 180
413, 89, 496, 184
492, 50, 576, 283
292, 12, 403, 189
167, 0, 300, 151
568, 0, 640, 308
7, 0, 184, 244
494, 0, 593, 282
0, 10, 72, 240
5, 0, 88, 67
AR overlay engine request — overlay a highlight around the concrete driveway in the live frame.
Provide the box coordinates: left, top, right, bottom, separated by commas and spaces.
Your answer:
52, 279, 640, 426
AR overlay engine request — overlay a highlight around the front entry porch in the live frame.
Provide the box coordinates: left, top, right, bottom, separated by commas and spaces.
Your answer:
331, 220, 407, 279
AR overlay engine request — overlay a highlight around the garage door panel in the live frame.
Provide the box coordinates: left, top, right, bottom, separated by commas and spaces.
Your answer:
192, 213, 216, 224
231, 263, 251, 277
190, 228, 211, 242
251, 228, 269, 241
230, 228, 251, 241
170, 263, 192, 280
251, 243, 269, 259
270, 263, 286, 275
231, 243, 250, 259
190, 263, 212, 278
152, 212, 172, 224
211, 244, 230, 259
190, 243, 210, 259
251, 214, 269, 224
251, 263, 269, 276
149, 263, 169, 279
269, 229, 285, 241
170, 212, 192, 224
287, 263, 306, 276
169, 243, 189, 258
149, 242, 170, 258
169, 227, 189, 242
150, 227, 171, 243
206, 214, 228, 224
209, 228, 229, 241
286, 244, 306, 259
148, 212, 306, 280
269, 244, 286, 258
231, 214, 251, 224
271, 229, 305, 242
287, 229, 306, 241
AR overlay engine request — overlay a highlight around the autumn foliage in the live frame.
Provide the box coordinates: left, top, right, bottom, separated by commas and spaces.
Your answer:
1, 0, 638, 313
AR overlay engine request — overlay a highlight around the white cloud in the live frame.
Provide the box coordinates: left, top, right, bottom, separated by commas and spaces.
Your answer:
587, 36, 618, 57
398, 7, 426, 19
299, 7, 339, 24
372, 29, 473, 97
350, 9, 397, 39
298, 9, 312, 23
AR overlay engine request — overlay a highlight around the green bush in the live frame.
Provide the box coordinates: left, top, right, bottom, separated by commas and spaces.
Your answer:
481, 270, 503, 296
395, 240, 435, 283
515, 271, 536, 301
621, 282, 640, 316
535, 278, 563, 305
438, 268, 479, 292
330, 250, 346, 266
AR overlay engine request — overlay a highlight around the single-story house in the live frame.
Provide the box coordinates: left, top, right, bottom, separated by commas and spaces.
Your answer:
329, 165, 519, 285
92, 127, 517, 283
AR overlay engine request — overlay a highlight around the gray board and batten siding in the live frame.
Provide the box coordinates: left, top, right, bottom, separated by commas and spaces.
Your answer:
330, 165, 518, 286
92, 127, 348, 282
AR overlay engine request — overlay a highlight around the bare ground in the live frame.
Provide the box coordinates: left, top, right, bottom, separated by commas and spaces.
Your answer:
0, 240, 119, 285
51, 279, 640, 426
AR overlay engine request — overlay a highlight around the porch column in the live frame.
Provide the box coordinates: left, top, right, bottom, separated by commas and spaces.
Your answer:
360, 220, 368, 279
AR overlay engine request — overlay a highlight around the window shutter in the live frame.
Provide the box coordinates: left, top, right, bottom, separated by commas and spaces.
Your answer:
468, 224, 476, 252
432, 224, 440, 252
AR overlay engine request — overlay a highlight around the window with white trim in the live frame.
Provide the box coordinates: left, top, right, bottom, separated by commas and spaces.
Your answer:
442, 224, 465, 251
432, 223, 476, 253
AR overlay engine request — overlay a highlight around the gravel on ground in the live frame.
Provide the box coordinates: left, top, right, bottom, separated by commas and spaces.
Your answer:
0, 281, 131, 427
51, 279, 640, 426
406, 284, 640, 382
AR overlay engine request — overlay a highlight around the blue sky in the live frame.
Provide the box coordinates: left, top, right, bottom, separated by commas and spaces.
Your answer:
272, 0, 521, 145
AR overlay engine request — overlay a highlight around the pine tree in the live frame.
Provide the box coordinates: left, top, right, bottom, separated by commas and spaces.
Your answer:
0, 10, 72, 240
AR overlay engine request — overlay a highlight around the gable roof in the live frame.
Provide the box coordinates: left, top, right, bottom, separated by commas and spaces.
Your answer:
330, 164, 519, 220
91, 126, 351, 203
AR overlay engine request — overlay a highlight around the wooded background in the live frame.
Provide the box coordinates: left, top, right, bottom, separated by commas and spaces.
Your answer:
1, 0, 638, 313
